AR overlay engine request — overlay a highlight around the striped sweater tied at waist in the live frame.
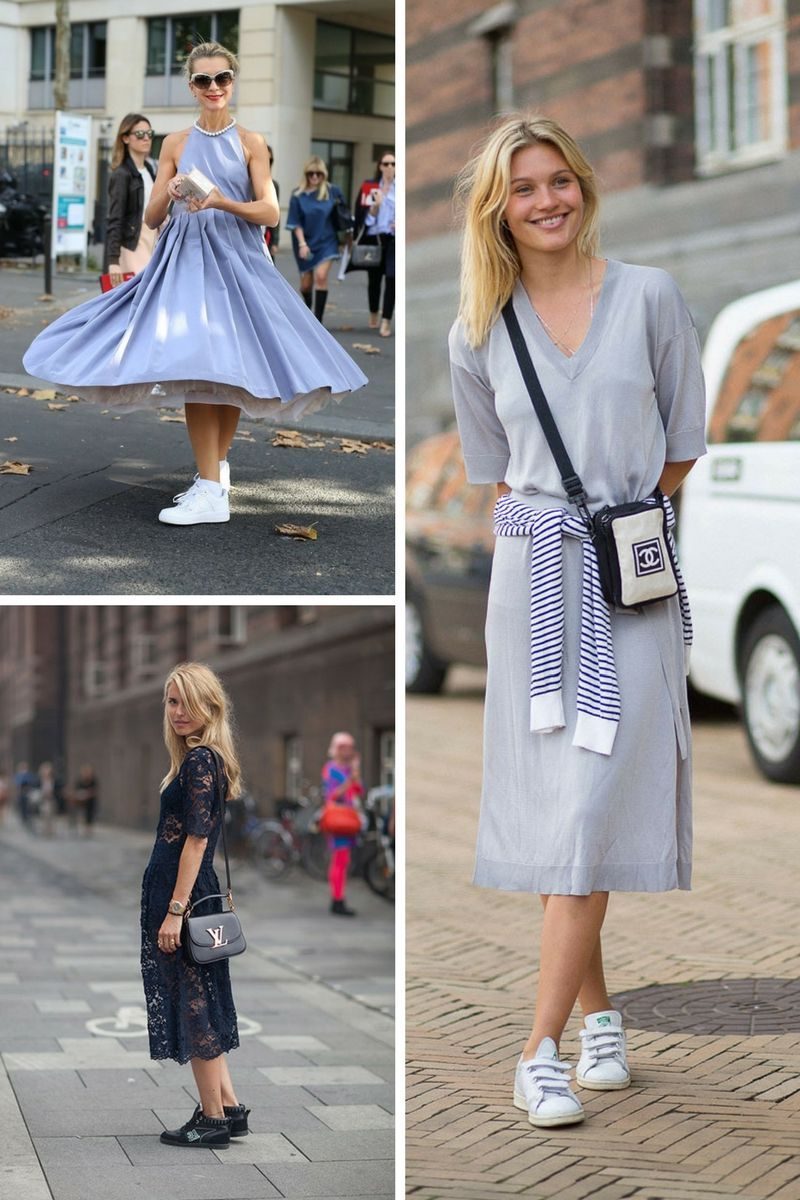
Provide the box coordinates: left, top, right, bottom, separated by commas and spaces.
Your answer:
493, 492, 692, 757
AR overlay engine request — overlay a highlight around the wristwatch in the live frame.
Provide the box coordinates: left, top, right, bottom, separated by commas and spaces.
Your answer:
167, 899, 187, 916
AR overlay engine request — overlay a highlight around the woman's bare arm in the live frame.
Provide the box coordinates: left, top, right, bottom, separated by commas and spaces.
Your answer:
144, 132, 183, 229
658, 459, 697, 498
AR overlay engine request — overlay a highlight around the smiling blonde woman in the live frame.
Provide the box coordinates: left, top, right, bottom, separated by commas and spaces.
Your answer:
449, 114, 707, 1129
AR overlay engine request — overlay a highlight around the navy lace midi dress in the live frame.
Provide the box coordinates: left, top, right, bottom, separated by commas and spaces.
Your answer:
140, 745, 239, 1064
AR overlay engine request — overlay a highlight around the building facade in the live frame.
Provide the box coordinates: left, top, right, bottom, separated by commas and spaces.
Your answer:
0, 605, 394, 829
1, 0, 394, 230
407, 0, 800, 438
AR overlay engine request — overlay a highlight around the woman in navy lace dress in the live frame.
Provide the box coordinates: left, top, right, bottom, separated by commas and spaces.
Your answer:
140, 662, 247, 1149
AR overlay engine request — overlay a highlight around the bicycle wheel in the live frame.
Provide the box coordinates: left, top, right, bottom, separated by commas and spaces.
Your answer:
364, 848, 393, 898
301, 831, 330, 881
255, 823, 296, 881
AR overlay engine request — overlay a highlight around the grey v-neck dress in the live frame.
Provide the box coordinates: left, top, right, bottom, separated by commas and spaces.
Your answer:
449, 260, 707, 895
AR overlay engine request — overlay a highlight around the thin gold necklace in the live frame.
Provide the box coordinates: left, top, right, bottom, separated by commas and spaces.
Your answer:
533, 259, 595, 357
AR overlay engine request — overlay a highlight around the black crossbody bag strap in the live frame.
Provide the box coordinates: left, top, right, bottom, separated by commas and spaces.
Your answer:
501, 299, 592, 525
208, 747, 232, 896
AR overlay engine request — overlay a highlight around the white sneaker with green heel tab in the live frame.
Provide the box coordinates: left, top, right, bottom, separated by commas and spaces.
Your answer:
513, 1037, 585, 1127
576, 1010, 631, 1090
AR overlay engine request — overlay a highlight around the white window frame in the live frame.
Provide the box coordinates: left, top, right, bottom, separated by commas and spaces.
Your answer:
378, 729, 395, 789
284, 734, 303, 800
694, 0, 788, 174
213, 606, 246, 647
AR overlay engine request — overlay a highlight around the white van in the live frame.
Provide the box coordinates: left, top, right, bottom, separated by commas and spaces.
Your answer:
679, 279, 800, 783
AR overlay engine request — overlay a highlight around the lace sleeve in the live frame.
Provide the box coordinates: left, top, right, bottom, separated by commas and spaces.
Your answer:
181, 747, 218, 840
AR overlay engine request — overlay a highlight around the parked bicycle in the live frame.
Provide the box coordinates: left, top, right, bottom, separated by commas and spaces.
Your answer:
358, 786, 395, 902
257, 789, 329, 882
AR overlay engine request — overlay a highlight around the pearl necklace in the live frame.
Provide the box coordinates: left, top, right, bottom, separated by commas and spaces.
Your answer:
193, 117, 237, 137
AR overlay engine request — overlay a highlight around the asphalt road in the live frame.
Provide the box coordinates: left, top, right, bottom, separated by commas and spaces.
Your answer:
0, 260, 394, 595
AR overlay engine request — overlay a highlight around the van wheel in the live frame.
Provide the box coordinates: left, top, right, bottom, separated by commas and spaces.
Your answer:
406, 593, 446, 694
740, 606, 800, 783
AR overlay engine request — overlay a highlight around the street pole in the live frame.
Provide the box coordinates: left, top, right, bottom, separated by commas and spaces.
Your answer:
43, 212, 53, 297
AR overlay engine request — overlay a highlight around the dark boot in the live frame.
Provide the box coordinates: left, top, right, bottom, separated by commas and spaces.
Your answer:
160, 1104, 231, 1148
330, 898, 356, 917
224, 1103, 251, 1137
300, 287, 313, 307
313, 288, 328, 323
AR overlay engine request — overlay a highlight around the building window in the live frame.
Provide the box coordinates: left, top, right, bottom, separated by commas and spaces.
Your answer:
311, 139, 354, 207
314, 21, 394, 118
29, 22, 107, 82
378, 730, 395, 789
215, 606, 246, 646
694, 0, 787, 172
284, 734, 303, 800
146, 12, 239, 77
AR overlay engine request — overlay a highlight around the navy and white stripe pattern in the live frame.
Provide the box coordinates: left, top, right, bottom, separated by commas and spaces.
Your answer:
494, 492, 692, 756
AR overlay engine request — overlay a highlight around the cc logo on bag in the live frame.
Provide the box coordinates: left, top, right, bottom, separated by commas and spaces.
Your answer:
632, 539, 664, 577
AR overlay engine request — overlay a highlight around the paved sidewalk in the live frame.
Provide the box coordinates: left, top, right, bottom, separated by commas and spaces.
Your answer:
0, 816, 394, 1200
406, 670, 800, 1199
0, 259, 393, 595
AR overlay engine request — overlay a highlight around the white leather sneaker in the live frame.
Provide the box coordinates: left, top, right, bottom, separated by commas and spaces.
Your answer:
158, 482, 229, 525
577, 1010, 631, 1090
513, 1038, 585, 1128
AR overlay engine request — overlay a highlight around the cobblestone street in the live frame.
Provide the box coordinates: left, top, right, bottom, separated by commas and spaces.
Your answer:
0, 817, 394, 1200
406, 670, 800, 1199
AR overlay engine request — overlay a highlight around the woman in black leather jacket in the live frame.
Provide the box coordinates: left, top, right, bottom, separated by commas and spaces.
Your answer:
104, 113, 158, 286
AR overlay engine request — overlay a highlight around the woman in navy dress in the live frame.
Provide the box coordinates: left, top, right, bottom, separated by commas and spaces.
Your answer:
141, 662, 248, 1149
287, 156, 345, 325
23, 43, 367, 527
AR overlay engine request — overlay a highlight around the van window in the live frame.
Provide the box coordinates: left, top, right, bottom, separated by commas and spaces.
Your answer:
709, 310, 800, 443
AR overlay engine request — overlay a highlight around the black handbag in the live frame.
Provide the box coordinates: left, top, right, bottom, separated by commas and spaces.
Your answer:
181, 749, 247, 965
502, 299, 679, 610
331, 189, 354, 234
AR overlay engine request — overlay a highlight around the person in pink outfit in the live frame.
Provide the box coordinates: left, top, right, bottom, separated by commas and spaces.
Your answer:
321, 732, 364, 917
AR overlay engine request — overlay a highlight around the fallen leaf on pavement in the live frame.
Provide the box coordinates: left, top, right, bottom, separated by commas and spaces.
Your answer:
0, 460, 32, 475
47, 402, 68, 411
371, 440, 394, 452
15, 388, 30, 396
351, 342, 381, 354
37, 294, 55, 303
272, 429, 310, 448
4, 388, 17, 394
274, 522, 318, 540
0, 306, 13, 319
337, 438, 370, 454
32, 389, 56, 401
65, 394, 80, 403
4, 436, 18, 443
159, 414, 186, 423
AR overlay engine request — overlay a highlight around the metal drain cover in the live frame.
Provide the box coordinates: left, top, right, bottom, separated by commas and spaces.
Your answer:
610, 978, 800, 1035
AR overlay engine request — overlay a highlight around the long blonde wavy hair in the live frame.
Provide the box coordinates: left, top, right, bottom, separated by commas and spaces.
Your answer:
161, 663, 242, 799
296, 156, 330, 201
455, 114, 601, 347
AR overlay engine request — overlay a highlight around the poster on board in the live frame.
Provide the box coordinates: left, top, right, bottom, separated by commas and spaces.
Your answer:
51, 111, 92, 260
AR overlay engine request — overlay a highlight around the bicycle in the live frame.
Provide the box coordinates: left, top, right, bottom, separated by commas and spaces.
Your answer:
255, 789, 329, 882
359, 786, 395, 902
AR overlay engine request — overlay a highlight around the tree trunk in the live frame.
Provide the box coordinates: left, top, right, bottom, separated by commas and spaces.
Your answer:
53, 0, 70, 111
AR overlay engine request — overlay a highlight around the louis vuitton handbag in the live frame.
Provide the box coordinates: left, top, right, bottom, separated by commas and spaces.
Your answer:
502, 299, 679, 610
181, 749, 247, 965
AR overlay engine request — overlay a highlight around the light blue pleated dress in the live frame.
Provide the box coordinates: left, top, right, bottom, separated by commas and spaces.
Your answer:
23, 125, 368, 419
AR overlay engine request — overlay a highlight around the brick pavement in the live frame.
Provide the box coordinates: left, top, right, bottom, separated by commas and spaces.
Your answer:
406, 670, 800, 1199
0, 817, 394, 1200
